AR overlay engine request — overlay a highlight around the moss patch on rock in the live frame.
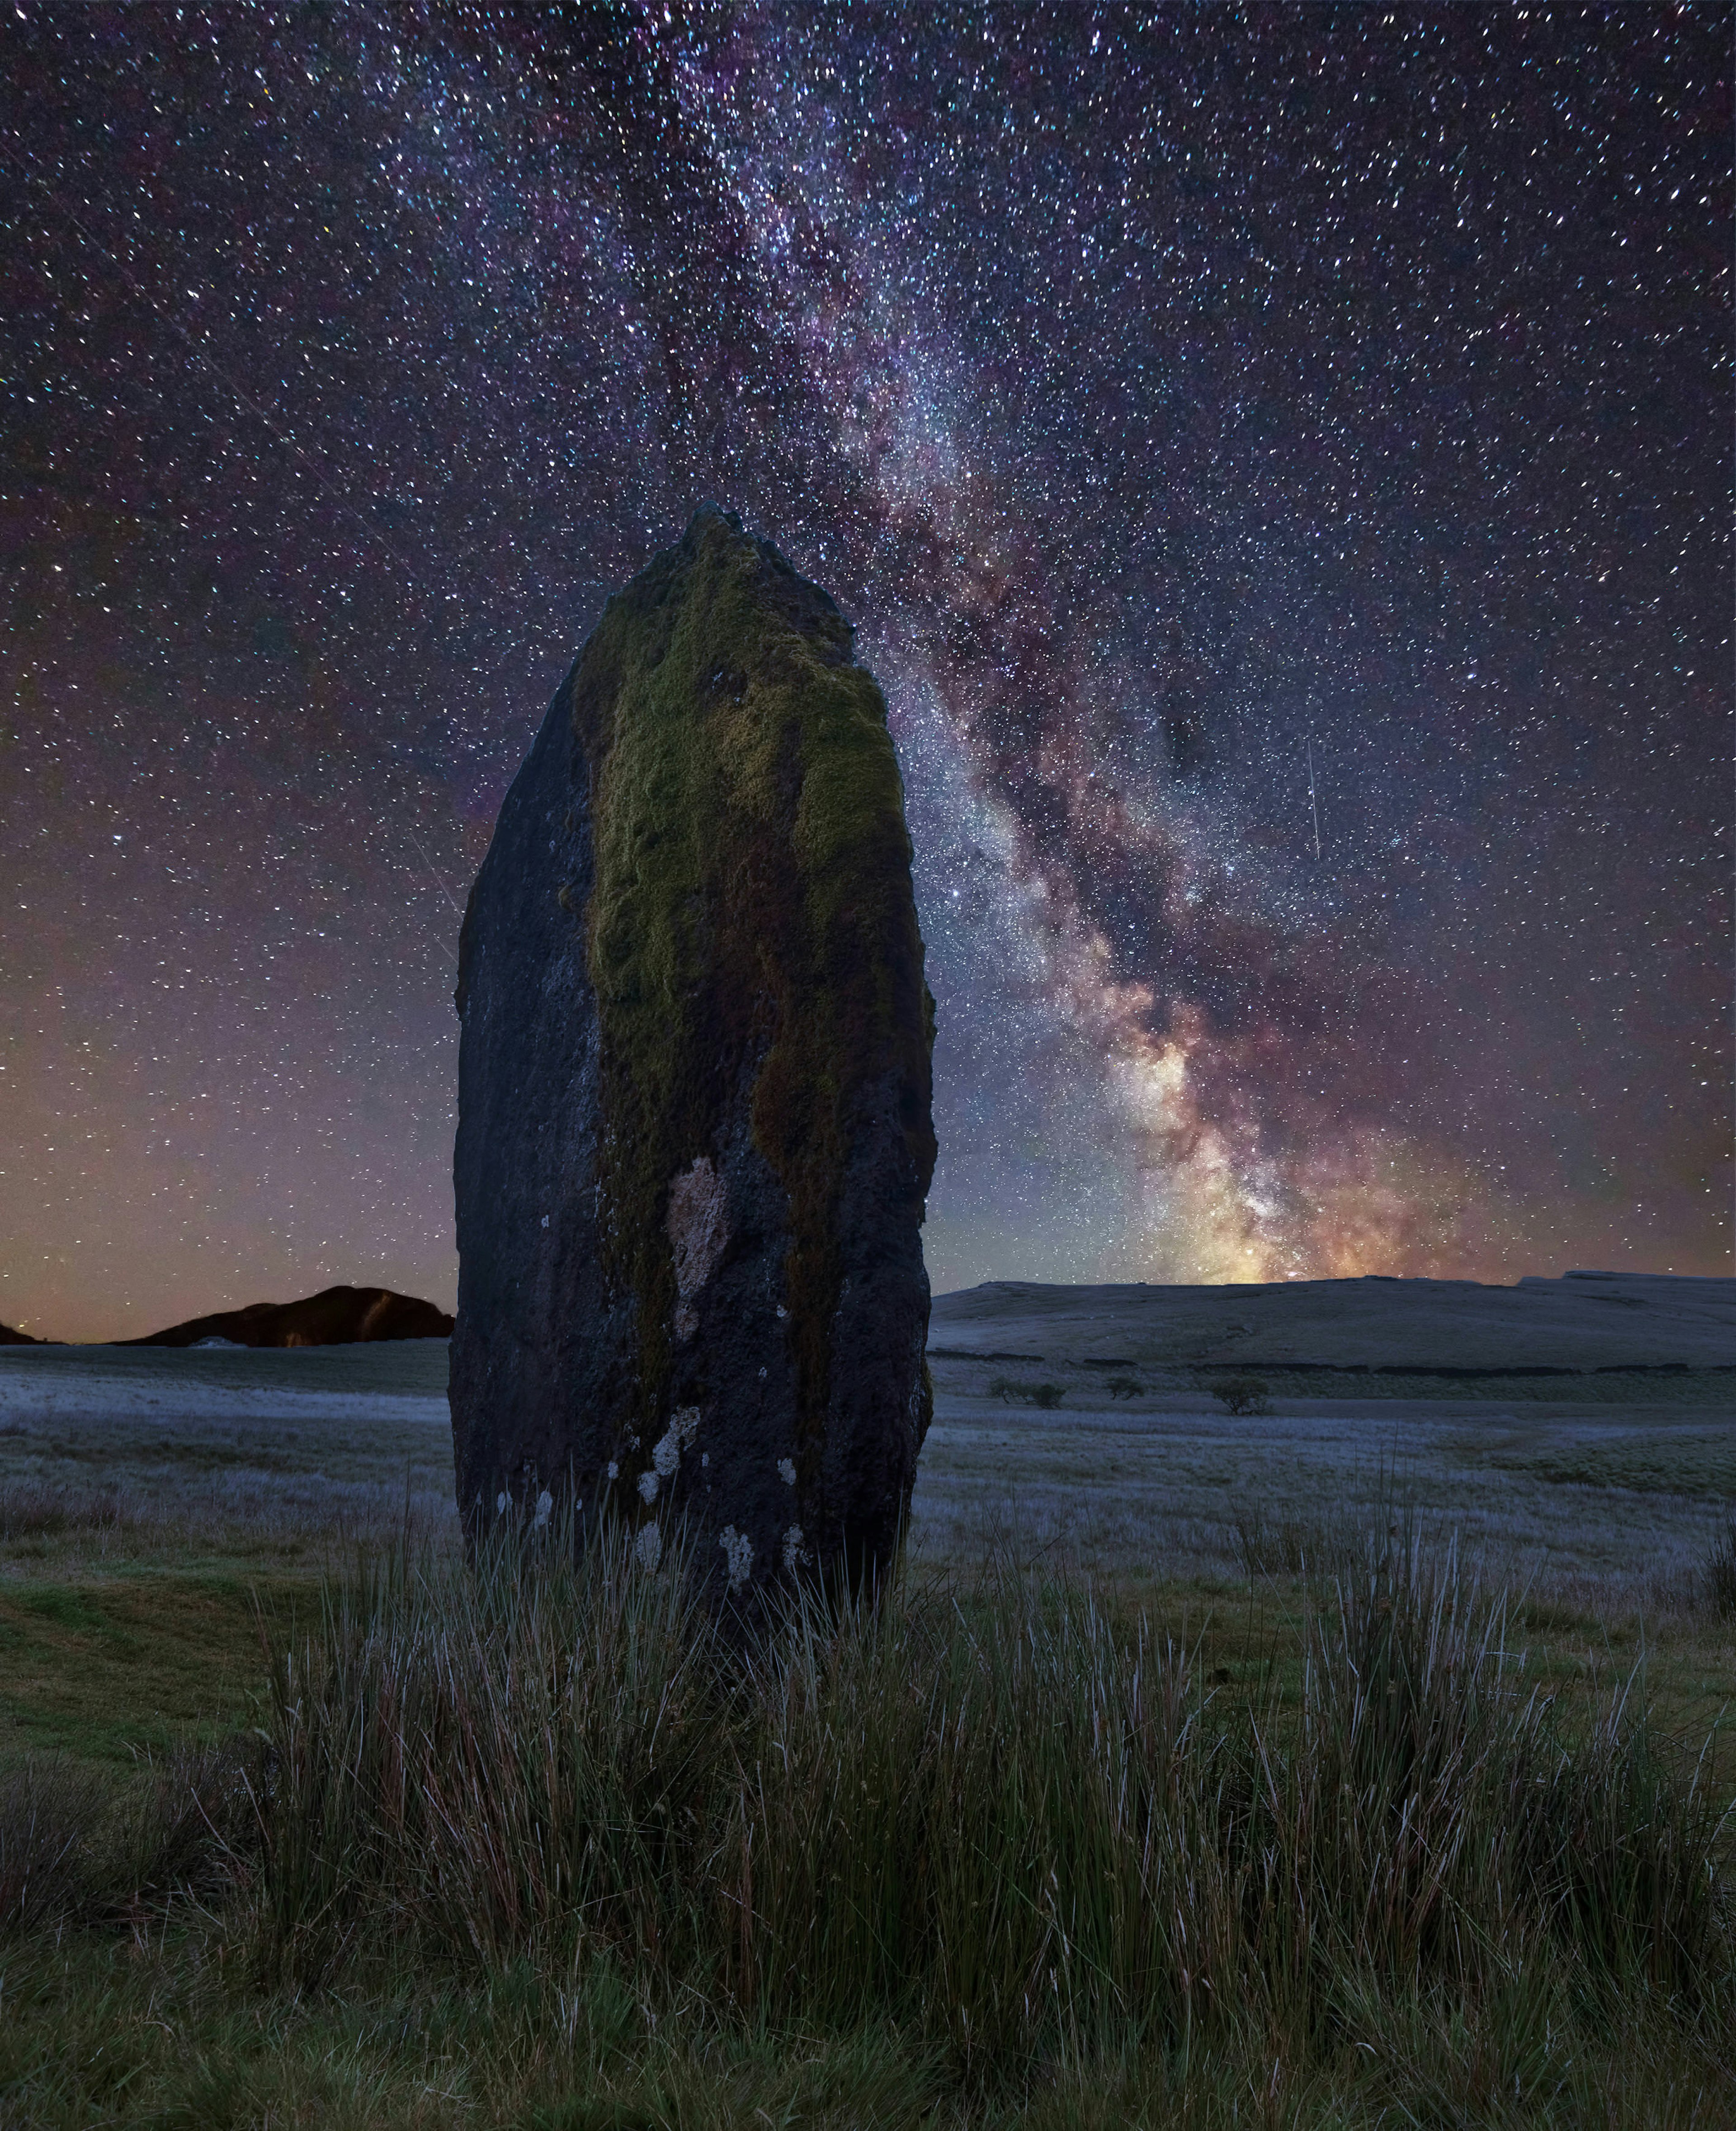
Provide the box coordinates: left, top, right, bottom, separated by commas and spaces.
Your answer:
563, 507, 934, 1472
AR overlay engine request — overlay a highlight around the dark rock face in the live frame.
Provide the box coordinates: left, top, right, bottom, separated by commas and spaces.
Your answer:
0, 1322, 42, 1346
117, 1286, 453, 1348
451, 507, 936, 1602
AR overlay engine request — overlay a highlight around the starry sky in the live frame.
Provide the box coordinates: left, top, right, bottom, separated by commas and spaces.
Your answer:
2, 3, 1729, 1342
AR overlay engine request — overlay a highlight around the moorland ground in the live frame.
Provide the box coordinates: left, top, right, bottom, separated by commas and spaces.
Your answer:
2, 1334, 1733, 2127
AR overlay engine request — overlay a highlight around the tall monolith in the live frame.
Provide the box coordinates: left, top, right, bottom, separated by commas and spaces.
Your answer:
451, 507, 936, 1602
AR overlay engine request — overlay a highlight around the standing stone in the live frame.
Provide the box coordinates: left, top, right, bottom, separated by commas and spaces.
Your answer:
451, 507, 936, 1601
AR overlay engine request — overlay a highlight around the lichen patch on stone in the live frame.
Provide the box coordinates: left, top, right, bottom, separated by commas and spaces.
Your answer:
719, 1524, 754, 1592
666, 1154, 729, 1342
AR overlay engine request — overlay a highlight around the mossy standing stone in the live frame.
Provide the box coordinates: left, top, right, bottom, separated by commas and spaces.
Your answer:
451, 508, 936, 1600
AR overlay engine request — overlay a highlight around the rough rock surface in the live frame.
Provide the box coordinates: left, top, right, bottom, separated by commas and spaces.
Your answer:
117, 1286, 453, 1348
451, 508, 936, 1601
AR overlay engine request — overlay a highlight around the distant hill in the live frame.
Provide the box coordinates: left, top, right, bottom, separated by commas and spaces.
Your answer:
0, 1321, 42, 1346
116, 1285, 454, 1349
928, 1272, 1736, 1375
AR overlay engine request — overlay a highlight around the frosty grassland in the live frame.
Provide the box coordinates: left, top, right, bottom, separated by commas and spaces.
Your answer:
1, 1334, 1731, 1608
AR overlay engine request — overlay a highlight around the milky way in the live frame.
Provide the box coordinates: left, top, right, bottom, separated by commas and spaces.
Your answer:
3, 5, 1730, 1339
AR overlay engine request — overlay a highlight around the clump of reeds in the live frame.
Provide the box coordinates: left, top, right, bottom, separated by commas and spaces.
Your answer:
1703, 1512, 1736, 1617
238, 1512, 1731, 2075
247, 1520, 717, 1986
1229, 1496, 1359, 1578
0, 1742, 254, 1937
0, 1761, 108, 1933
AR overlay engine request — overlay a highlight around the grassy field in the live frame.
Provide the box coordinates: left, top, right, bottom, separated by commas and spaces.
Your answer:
2, 1340, 1733, 2127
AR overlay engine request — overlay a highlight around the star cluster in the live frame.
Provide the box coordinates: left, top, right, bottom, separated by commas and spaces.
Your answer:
2, 3, 1729, 1339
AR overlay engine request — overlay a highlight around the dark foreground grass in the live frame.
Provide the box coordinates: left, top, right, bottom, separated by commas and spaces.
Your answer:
1707, 1513, 1736, 1619
3, 1517, 1733, 2128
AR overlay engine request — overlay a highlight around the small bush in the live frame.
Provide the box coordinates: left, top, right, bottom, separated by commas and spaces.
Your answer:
1212, 1373, 1270, 1417
1105, 1375, 1143, 1399
985, 1377, 1065, 1408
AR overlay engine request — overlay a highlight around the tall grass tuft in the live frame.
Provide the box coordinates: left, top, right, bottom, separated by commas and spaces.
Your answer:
0, 1744, 253, 1936
1703, 1511, 1736, 1618
1282, 1520, 1727, 2003
250, 1519, 720, 1985
1229, 1501, 1349, 1579
0, 1761, 108, 1933
245, 1513, 1732, 2077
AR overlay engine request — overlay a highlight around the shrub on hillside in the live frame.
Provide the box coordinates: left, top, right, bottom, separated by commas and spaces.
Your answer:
1212, 1373, 1271, 1417
986, 1377, 1065, 1408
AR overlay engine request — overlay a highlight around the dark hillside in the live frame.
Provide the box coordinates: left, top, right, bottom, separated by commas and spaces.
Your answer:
116, 1285, 453, 1348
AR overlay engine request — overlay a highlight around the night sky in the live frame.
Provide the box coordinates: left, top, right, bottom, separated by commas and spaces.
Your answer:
3, 4, 1729, 1342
